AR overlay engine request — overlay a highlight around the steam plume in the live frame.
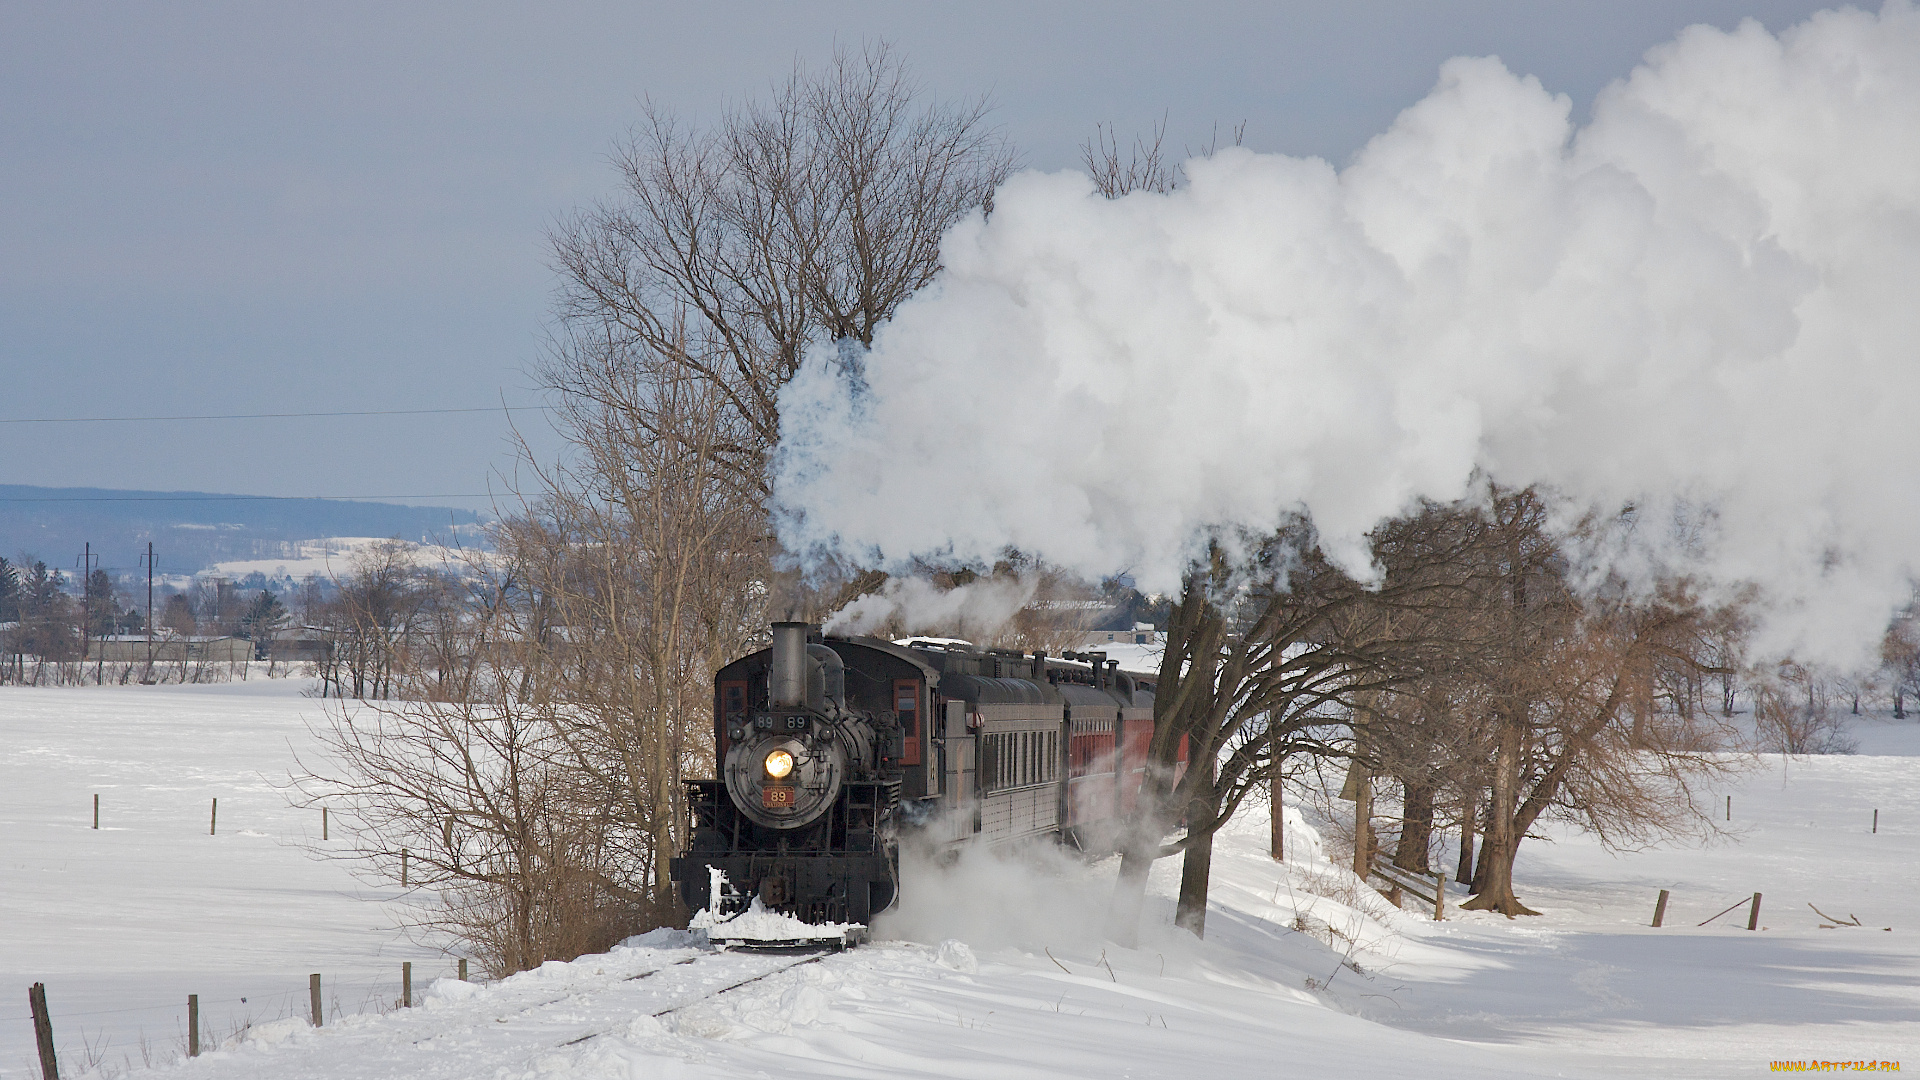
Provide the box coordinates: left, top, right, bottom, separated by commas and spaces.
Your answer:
824, 575, 1038, 641
776, 5, 1920, 666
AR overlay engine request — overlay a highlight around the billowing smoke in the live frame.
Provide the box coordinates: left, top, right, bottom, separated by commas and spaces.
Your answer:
824, 574, 1038, 641
775, 5, 1920, 667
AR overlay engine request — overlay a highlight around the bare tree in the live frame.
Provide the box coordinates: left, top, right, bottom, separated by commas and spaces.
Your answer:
312, 540, 440, 700
504, 348, 766, 928
547, 40, 1014, 501
1752, 660, 1858, 755
1448, 490, 1741, 916
1882, 605, 1920, 719
1080, 115, 1245, 199
293, 617, 637, 975
1107, 510, 1478, 942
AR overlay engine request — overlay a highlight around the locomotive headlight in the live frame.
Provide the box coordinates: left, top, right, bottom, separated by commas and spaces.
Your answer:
763, 748, 795, 780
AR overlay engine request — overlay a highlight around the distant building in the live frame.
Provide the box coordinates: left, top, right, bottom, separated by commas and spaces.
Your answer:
1079, 622, 1161, 647
263, 627, 333, 663
88, 634, 253, 663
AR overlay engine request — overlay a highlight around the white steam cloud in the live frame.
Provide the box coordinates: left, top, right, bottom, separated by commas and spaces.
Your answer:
824, 575, 1038, 640
775, 5, 1920, 667
876, 836, 1121, 950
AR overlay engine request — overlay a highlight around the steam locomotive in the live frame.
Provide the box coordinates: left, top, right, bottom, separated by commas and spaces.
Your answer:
668, 622, 1169, 936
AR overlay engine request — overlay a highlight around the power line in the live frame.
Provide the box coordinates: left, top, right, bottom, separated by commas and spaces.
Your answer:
0, 406, 544, 425
0, 494, 492, 503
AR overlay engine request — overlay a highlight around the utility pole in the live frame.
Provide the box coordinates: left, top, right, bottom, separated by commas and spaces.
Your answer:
141, 542, 157, 683
77, 542, 98, 683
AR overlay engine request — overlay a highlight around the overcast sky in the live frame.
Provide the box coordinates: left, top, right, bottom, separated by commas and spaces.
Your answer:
0, 1, 1842, 512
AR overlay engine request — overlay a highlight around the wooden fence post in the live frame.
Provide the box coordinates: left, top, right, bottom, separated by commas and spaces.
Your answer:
92, 795, 98, 831
402, 962, 412, 1008
1873, 809, 1879, 834
210, 798, 217, 836
309, 973, 323, 1027
322, 807, 328, 841
29, 982, 58, 1080
1747, 892, 1763, 930
1434, 874, 1444, 921
1653, 889, 1670, 928
401, 849, 409, 887
1726, 795, 1731, 821
458, 958, 467, 982
188, 994, 199, 1057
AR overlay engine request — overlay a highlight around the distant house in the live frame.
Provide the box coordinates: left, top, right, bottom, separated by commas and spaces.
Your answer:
264, 627, 333, 663
1079, 622, 1162, 647
88, 634, 254, 663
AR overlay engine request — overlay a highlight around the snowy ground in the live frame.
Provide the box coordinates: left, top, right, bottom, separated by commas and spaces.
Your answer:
0, 679, 444, 1079
203, 536, 487, 583
3, 681, 1916, 1078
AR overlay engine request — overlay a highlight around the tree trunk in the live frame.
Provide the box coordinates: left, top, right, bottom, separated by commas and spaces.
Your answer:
1461, 828, 1538, 916
1269, 730, 1284, 861
1394, 780, 1433, 875
1106, 842, 1154, 947
1351, 763, 1372, 881
1460, 713, 1539, 916
1107, 750, 1185, 946
1175, 800, 1217, 938
1269, 776, 1284, 861
1455, 795, 1477, 886
1630, 680, 1649, 749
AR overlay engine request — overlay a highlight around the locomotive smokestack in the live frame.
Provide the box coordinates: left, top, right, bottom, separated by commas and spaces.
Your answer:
770, 622, 810, 709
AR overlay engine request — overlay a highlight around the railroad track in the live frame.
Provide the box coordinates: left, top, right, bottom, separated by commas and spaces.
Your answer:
558, 948, 840, 1046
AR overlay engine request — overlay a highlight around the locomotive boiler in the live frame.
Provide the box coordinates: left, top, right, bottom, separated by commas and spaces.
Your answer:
669, 621, 1171, 937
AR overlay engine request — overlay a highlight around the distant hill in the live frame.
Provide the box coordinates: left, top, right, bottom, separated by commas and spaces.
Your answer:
0, 484, 487, 577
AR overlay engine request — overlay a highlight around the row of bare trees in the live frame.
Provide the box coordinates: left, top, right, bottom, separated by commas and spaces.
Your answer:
1102, 488, 1746, 937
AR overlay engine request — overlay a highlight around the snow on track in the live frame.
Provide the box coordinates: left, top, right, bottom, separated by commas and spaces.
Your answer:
167, 937, 838, 1079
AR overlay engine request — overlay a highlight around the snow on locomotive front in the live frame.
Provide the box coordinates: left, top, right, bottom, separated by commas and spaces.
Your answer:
669, 622, 905, 927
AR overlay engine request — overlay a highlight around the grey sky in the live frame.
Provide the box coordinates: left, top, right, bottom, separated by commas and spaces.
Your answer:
0, 1, 1841, 512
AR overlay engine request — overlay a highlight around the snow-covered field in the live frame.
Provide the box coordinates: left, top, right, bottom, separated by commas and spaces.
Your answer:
203, 535, 487, 584
3, 681, 1916, 1078
0, 680, 443, 1078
